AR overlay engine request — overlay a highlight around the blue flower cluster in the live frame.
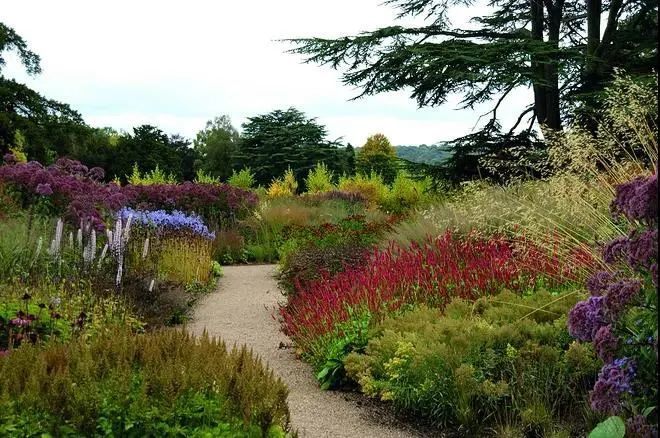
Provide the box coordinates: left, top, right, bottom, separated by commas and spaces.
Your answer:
117, 207, 216, 240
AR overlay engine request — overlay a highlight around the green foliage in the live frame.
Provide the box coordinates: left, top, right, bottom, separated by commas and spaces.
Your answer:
588, 416, 625, 438
381, 172, 432, 214
1, 299, 71, 350
109, 125, 197, 183
337, 172, 389, 207
0, 328, 291, 436
343, 289, 602, 435
228, 167, 256, 190
193, 115, 240, 181
194, 169, 221, 184
277, 215, 392, 293
304, 162, 335, 193
127, 163, 178, 185
313, 310, 372, 390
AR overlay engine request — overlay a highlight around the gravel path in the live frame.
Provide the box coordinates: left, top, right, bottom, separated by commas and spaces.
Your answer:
188, 264, 426, 438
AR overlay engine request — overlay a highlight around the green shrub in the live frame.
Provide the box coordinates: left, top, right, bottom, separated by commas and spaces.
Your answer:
343, 289, 602, 435
127, 163, 177, 185
381, 173, 432, 213
229, 167, 256, 190
337, 172, 389, 207
304, 162, 335, 194
277, 215, 392, 293
194, 169, 221, 184
0, 328, 291, 436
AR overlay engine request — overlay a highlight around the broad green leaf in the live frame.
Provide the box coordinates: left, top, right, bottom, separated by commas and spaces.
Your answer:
588, 416, 625, 438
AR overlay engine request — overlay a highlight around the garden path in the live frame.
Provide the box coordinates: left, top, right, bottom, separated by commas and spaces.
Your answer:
189, 264, 425, 438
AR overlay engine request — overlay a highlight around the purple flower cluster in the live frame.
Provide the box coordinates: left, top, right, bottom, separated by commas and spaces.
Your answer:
593, 325, 619, 363
590, 357, 636, 414
569, 173, 658, 428
611, 173, 658, 225
604, 279, 642, 317
626, 414, 656, 438
604, 231, 658, 271
118, 207, 216, 240
0, 157, 127, 230
130, 182, 258, 224
568, 296, 608, 341
0, 158, 259, 230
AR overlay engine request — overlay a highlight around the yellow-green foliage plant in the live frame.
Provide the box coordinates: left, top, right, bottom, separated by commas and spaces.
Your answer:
129, 231, 214, 285
305, 162, 335, 194
343, 289, 602, 435
228, 167, 256, 190
267, 168, 298, 198
157, 235, 214, 284
0, 328, 291, 436
338, 172, 389, 207
381, 172, 433, 214
193, 169, 220, 184
127, 163, 178, 185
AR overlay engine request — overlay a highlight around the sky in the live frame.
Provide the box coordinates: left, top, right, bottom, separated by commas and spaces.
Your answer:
2, 0, 532, 146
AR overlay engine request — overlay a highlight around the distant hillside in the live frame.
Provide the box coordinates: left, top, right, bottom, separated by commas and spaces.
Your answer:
394, 145, 451, 165
353, 144, 452, 165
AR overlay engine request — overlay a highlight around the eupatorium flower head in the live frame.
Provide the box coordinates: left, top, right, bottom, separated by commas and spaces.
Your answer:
611, 174, 657, 224
590, 357, 636, 414
604, 279, 641, 317
568, 296, 608, 341
593, 324, 618, 363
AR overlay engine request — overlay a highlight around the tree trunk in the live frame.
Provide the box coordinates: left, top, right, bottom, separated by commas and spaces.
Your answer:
585, 0, 602, 78
530, 0, 548, 127
544, 0, 563, 132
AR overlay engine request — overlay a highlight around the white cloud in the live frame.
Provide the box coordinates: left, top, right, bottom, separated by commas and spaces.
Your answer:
2, 0, 532, 146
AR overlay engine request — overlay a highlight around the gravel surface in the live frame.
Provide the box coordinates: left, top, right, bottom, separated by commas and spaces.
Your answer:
188, 264, 428, 438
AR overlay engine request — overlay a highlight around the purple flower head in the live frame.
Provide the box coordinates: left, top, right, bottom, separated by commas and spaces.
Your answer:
590, 357, 636, 414
626, 415, 655, 438
604, 279, 642, 317
611, 174, 658, 225
568, 296, 608, 341
87, 167, 105, 181
2, 153, 16, 165
625, 230, 658, 269
587, 271, 617, 296
593, 324, 618, 363
604, 236, 628, 264
35, 183, 54, 196
9, 317, 31, 327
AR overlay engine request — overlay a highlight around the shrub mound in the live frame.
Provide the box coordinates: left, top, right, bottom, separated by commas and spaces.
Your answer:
345, 290, 601, 435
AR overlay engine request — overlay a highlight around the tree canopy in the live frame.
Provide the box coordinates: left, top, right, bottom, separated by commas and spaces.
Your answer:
193, 115, 240, 181
234, 107, 352, 187
356, 133, 398, 183
286, 0, 657, 137
1, 23, 88, 162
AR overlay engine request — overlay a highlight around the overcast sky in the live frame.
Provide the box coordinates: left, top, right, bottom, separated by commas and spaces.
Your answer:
3, 0, 531, 146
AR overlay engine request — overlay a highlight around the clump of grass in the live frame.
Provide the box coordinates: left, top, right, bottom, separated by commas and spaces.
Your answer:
0, 327, 291, 436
